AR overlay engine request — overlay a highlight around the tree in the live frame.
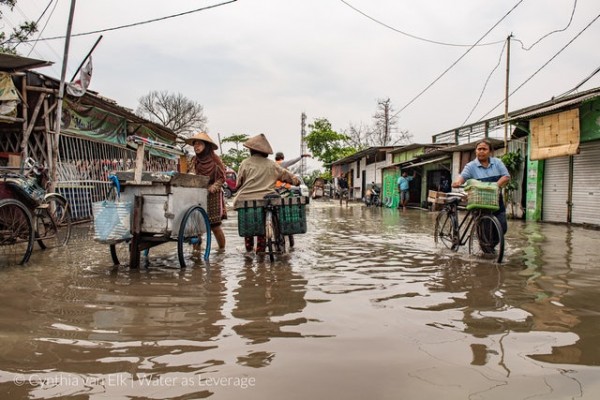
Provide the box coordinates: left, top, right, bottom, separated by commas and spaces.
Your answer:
0, 0, 38, 55
305, 118, 355, 166
345, 98, 412, 147
371, 98, 412, 145
136, 91, 207, 139
220, 133, 249, 171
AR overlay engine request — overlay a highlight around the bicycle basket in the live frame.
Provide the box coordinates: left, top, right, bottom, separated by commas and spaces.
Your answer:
92, 199, 132, 243
465, 179, 499, 211
237, 200, 265, 237
279, 197, 307, 235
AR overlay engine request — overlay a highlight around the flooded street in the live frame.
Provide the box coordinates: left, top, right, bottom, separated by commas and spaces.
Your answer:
1, 199, 600, 399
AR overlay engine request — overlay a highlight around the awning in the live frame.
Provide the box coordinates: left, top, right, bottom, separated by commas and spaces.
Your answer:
396, 155, 450, 169
0, 53, 52, 72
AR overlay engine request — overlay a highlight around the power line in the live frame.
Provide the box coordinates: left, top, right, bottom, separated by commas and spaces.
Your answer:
392, 0, 524, 120
512, 0, 578, 51
338, 0, 504, 47
462, 39, 508, 126
25, 0, 59, 56
556, 65, 600, 98
477, 12, 600, 121
25, 0, 238, 42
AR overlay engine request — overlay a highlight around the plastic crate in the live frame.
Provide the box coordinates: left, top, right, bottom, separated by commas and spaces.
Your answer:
465, 180, 499, 211
279, 197, 307, 235
237, 200, 265, 237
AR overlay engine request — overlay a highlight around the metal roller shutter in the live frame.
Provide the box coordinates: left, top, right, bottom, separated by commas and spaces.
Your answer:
542, 156, 569, 223
572, 141, 600, 226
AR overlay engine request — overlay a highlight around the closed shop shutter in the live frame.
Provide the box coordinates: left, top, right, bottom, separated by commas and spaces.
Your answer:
543, 156, 569, 223
572, 141, 600, 226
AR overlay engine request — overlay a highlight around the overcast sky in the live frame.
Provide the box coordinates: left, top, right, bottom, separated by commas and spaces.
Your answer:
11, 0, 600, 166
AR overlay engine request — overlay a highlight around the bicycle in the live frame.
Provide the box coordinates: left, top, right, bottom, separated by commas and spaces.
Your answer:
263, 193, 286, 262
0, 158, 72, 265
338, 188, 349, 207
434, 189, 505, 263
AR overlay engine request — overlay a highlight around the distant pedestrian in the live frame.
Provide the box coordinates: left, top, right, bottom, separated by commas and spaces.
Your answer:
397, 170, 416, 211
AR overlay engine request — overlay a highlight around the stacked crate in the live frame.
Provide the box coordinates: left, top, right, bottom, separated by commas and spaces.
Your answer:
427, 190, 447, 211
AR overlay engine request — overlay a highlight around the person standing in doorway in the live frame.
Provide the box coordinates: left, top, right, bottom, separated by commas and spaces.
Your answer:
185, 132, 227, 249
397, 170, 416, 211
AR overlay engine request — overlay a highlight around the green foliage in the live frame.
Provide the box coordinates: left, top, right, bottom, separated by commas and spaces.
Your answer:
501, 149, 523, 173
219, 133, 249, 171
305, 118, 356, 166
500, 149, 523, 192
1, 1, 37, 55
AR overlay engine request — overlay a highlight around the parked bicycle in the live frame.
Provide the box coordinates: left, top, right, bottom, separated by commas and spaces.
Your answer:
434, 186, 505, 263
0, 158, 72, 265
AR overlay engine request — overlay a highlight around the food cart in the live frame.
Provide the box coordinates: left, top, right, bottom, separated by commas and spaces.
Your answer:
93, 136, 211, 269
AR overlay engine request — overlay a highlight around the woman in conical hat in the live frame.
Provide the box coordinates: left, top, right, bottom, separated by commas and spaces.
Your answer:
185, 131, 227, 249
233, 133, 299, 253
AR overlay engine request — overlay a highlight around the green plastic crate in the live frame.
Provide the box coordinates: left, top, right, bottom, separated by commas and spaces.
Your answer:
237, 201, 265, 237
465, 180, 499, 212
279, 198, 307, 235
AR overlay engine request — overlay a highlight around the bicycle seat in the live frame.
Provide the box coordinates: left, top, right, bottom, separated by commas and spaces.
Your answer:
444, 196, 462, 206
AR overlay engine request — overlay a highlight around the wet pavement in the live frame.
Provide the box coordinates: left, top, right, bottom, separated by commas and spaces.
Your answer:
1, 199, 599, 399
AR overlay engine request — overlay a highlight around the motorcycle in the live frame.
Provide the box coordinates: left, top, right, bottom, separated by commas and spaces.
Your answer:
364, 183, 381, 207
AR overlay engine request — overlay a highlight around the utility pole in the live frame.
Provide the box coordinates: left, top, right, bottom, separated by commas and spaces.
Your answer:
503, 34, 512, 154
51, 0, 76, 192
300, 112, 307, 176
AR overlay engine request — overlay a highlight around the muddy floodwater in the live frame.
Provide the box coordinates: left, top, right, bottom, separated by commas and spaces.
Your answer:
1, 200, 599, 399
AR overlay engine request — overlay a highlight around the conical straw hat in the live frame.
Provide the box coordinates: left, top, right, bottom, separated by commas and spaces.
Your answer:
243, 133, 273, 155
184, 131, 218, 150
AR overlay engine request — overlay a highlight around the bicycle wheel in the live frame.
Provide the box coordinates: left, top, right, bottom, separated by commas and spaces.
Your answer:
35, 194, 72, 249
0, 199, 34, 265
265, 209, 275, 262
178, 205, 211, 268
469, 214, 505, 263
434, 209, 458, 251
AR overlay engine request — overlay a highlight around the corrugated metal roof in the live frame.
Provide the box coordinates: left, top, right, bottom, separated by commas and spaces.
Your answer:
393, 155, 450, 169
505, 88, 600, 122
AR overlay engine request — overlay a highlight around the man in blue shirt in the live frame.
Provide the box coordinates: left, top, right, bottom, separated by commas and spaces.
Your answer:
397, 170, 416, 211
452, 138, 511, 233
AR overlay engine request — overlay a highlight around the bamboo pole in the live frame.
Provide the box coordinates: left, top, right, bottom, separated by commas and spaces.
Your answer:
52, 0, 77, 192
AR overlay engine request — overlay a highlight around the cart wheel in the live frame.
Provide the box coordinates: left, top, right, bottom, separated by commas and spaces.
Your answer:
178, 205, 211, 268
0, 199, 34, 265
110, 240, 148, 268
35, 194, 72, 249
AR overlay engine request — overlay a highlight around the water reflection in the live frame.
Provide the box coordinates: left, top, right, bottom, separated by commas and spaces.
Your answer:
232, 261, 308, 345
1, 202, 600, 399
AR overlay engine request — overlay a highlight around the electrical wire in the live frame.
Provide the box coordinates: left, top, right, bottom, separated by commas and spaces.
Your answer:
24, 0, 59, 55
461, 39, 508, 126
391, 0, 524, 120
25, 0, 238, 42
556, 65, 600, 98
512, 0, 578, 51
477, 12, 600, 121
338, 0, 504, 47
